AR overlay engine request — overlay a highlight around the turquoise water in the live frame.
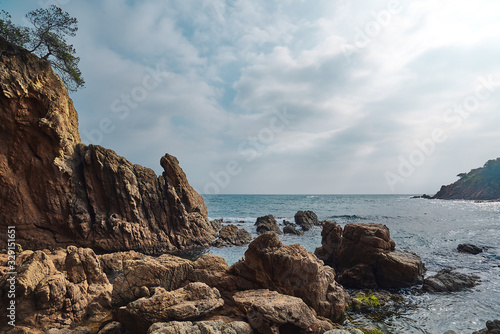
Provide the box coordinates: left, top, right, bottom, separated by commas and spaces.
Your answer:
202, 194, 500, 334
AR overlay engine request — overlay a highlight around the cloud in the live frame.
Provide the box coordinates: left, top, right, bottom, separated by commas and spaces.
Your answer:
6, 0, 500, 194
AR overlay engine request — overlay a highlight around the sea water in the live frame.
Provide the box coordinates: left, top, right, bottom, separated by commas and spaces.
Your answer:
201, 194, 500, 334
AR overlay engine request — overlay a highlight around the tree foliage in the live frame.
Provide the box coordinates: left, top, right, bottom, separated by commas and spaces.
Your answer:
0, 6, 84, 92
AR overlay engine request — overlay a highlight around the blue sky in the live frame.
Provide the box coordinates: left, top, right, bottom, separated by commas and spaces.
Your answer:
3, 0, 500, 194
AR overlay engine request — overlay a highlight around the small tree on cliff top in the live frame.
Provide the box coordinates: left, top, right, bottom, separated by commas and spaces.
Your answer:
0, 6, 84, 92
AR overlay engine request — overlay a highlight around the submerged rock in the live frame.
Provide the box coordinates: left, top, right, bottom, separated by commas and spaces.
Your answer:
255, 215, 282, 235
316, 223, 425, 289
294, 210, 320, 231
457, 243, 483, 255
423, 269, 479, 292
472, 320, 500, 334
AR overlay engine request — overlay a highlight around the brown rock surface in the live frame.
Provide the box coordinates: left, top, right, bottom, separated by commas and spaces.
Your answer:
0, 37, 217, 253
147, 320, 253, 334
115, 282, 224, 334
255, 215, 282, 235
213, 224, 252, 247
111, 254, 193, 306
233, 289, 335, 334
229, 232, 348, 318
316, 223, 425, 289
0, 247, 112, 331
294, 210, 320, 231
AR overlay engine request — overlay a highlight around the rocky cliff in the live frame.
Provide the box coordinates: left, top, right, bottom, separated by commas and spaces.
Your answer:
433, 158, 500, 200
0, 37, 217, 252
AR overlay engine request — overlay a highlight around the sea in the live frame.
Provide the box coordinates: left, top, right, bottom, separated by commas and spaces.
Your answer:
199, 194, 500, 334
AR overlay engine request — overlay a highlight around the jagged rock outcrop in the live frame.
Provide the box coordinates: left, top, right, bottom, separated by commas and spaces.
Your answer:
0, 247, 112, 331
0, 37, 217, 253
432, 158, 500, 200
255, 215, 282, 235
294, 210, 320, 231
229, 232, 348, 318
233, 289, 335, 334
114, 282, 224, 334
315, 222, 425, 289
213, 224, 252, 247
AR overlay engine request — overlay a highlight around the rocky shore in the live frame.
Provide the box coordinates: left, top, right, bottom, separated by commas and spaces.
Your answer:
0, 37, 496, 334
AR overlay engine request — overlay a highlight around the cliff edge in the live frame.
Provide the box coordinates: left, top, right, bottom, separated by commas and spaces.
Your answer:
0, 37, 217, 252
432, 157, 500, 200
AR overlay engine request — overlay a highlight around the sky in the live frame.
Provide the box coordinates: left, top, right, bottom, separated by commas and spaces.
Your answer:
3, 0, 500, 194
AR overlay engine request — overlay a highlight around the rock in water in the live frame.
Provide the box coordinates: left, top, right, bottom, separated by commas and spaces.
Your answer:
255, 215, 282, 235
0, 37, 217, 252
315, 223, 425, 289
213, 224, 252, 247
457, 243, 483, 255
230, 232, 348, 318
423, 269, 479, 292
294, 210, 320, 231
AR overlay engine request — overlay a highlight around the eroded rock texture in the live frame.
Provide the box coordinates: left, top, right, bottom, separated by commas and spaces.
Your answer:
0, 37, 217, 253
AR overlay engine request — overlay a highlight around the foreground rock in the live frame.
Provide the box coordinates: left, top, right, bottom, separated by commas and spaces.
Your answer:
315, 222, 425, 289
0, 36, 217, 253
115, 282, 223, 334
148, 320, 252, 334
255, 215, 282, 235
213, 224, 252, 247
230, 232, 348, 318
0, 247, 111, 331
233, 289, 335, 334
111, 254, 193, 306
473, 320, 500, 334
457, 243, 483, 255
294, 210, 320, 231
423, 269, 479, 292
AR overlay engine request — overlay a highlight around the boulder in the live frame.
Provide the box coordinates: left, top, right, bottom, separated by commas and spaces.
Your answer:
294, 211, 320, 231
115, 282, 224, 334
457, 243, 483, 255
283, 225, 304, 236
255, 215, 282, 235
213, 225, 252, 247
233, 289, 334, 334
98, 251, 145, 276
473, 320, 500, 334
111, 254, 193, 306
0, 36, 217, 253
147, 320, 253, 334
316, 223, 425, 289
230, 232, 348, 318
187, 254, 229, 287
423, 269, 479, 292
0, 247, 112, 331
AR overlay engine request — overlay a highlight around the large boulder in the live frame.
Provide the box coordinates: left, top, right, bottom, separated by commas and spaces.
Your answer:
0, 247, 112, 331
230, 232, 348, 318
111, 254, 193, 306
115, 282, 224, 334
233, 289, 334, 334
255, 215, 282, 235
213, 225, 252, 247
147, 320, 253, 334
423, 269, 479, 292
0, 36, 217, 253
457, 243, 483, 255
316, 223, 425, 289
294, 211, 320, 231
187, 254, 229, 287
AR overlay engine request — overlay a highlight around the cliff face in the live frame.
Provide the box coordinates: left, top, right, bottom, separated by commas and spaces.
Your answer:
433, 158, 500, 200
0, 37, 217, 252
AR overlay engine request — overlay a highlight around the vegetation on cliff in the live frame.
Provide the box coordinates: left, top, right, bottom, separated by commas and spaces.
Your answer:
433, 157, 500, 200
